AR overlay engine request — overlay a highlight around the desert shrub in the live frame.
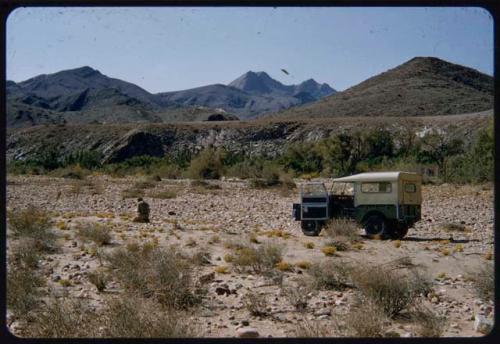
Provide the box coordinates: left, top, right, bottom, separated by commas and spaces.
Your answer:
88, 270, 108, 292
51, 164, 90, 180
149, 189, 177, 199
62, 150, 102, 170
307, 260, 352, 291
121, 187, 144, 199
339, 300, 386, 337
102, 295, 197, 337
350, 264, 431, 318
187, 147, 224, 179
133, 179, 157, 189
191, 248, 211, 266
233, 242, 284, 274
10, 238, 41, 269
323, 218, 361, 244
243, 292, 268, 316
472, 262, 494, 302
410, 303, 446, 337
7, 266, 43, 320
294, 317, 332, 337
7, 206, 55, 252
106, 245, 200, 309
281, 283, 311, 312
76, 223, 112, 246
28, 298, 98, 338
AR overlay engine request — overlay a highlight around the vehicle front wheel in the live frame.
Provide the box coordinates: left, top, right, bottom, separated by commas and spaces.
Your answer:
301, 220, 322, 236
393, 224, 409, 239
363, 215, 390, 239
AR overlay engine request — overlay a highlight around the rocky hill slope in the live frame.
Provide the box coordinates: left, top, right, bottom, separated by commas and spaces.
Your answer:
270, 57, 493, 119
6, 112, 492, 164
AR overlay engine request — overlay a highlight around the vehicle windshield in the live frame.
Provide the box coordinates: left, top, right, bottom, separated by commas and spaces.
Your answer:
301, 183, 327, 197
331, 182, 354, 195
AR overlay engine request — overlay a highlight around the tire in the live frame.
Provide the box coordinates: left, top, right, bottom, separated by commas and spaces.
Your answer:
363, 215, 391, 239
393, 224, 409, 239
301, 220, 322, 236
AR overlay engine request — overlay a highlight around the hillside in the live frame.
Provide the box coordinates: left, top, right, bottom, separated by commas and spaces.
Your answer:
6, 111, 491, 164
270, 57, 493, 119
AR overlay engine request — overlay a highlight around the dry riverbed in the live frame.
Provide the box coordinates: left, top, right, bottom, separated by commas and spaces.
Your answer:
6, 175, 494, 338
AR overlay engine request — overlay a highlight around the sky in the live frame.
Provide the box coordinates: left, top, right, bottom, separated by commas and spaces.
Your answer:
6, 6, 494, 93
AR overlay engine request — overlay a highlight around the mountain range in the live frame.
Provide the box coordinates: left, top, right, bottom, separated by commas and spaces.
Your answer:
6, 56, 493, 129
6, 67, 335, 128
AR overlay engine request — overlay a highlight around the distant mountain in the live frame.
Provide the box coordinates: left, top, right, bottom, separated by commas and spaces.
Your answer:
7, 66, 162, 111
271, 57, 493, 119
158, 71, 336, 119
7, 67, 336, 127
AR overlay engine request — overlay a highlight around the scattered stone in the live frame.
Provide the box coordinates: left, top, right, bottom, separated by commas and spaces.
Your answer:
474, 314, 493, 334
199, 272, 215, 284
314, 308, 331, 316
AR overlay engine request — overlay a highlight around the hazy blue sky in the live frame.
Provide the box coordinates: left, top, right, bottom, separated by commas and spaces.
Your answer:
7, 6, 493, 92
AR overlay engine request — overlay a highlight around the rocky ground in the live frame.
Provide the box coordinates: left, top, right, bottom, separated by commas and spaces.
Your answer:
6, 175, 494, 338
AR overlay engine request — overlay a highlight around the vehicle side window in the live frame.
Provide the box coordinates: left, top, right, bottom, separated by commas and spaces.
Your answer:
404, 183, 416, 193
361, 182, 392, 193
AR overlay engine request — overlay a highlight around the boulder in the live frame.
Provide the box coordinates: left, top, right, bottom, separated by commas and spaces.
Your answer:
474, 314, 493, 334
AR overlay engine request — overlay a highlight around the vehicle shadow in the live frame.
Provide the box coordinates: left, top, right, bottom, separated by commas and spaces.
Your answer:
401, 236, 480, 244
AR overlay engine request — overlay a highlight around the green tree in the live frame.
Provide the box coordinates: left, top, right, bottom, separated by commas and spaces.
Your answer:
417, 129, 464, 182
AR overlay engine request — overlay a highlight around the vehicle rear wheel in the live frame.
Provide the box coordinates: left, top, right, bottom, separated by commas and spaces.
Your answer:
363, 215, 390, 239
301, 220, 322, 236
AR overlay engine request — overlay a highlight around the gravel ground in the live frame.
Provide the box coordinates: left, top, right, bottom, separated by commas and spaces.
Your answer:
6, 175, 494, 338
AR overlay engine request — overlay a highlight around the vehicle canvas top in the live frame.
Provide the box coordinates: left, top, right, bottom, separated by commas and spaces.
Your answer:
333, 172, 421, 207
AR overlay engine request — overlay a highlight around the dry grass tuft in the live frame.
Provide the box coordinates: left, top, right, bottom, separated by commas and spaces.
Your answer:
304, 241, 315, 249
295, 261, 311, 270
442, 222, 467, 232
76, 223, 112, 246
321, 245, 337, 256
275, 261, 293, 272
214, 266, 229, 274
